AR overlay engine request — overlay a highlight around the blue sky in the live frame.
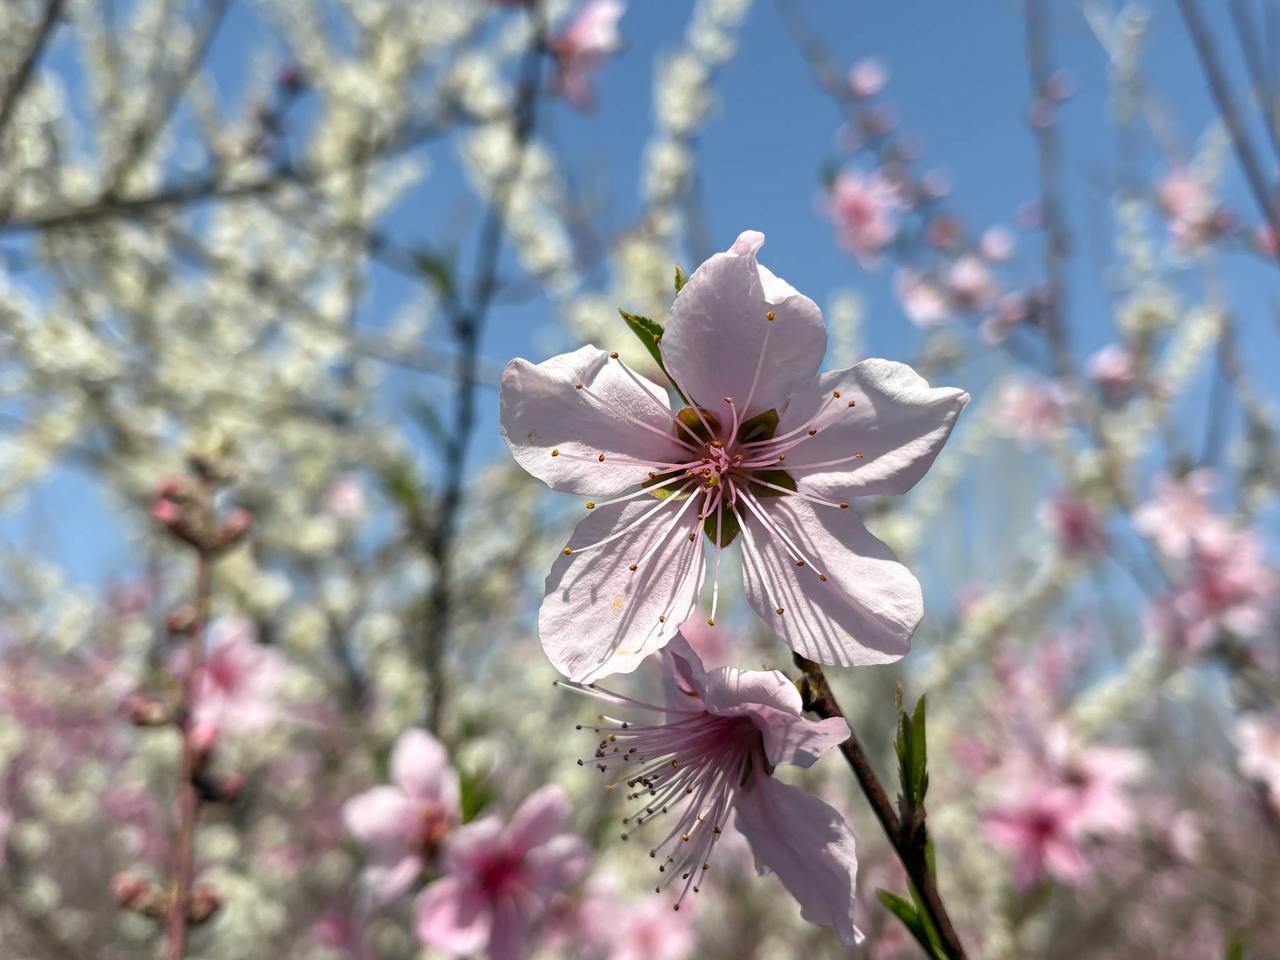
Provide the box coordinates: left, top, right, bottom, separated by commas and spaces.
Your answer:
9, 0, 1280, 586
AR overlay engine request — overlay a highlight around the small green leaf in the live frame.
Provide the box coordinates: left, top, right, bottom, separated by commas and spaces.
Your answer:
875, 889, 936, 957
1224, 934, 1246, 960
458, 769, 495, 824
383, 460, 422, 513
619, 308, 688, 404
410, 249, 456, 299
674, 263, 688, 292
735, 407, 780, 444
912, 694, 929, 808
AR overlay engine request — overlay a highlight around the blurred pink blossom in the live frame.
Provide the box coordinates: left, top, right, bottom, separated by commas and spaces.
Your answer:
847, 57, 887, 98
343, 728, 461, 903
190, 617, 289, 738
1133, 471, 1221, 560
1150, 527, 1276, 655
1086, 344, 1137, 400
551, 0, 625, 111
568, 635, 861, 945
995, 378, 1070, 445
326, 474, 367, 520
414, 785, 590, 959
980, 292, 1029, 344
826, 170, 900, 264
0, 806, 9, 866
895, 268, 951, 327
610, 898, 698, 960
1040, 494, 1107, 558
979, 225, 1016, 261
947, 255, 998, 310
1236, 711, 1280, 809
1158, 168, 1217, 247
984, 786, 1091, 889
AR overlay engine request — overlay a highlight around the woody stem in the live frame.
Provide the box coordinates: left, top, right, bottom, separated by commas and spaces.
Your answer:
794, 655, 969, 960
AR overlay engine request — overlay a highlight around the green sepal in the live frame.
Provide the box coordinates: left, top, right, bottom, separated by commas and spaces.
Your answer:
746, 469, 796, 498
674, 263, 688, 292
458, 768, 495, 824
704, 505, 740, 548
894, 687, 930, 813
643, 469, 694, 501
735, 407, 780, 444
1224, 934, 1246, 960
674, 406, 721, 444
619, 308, 688, 404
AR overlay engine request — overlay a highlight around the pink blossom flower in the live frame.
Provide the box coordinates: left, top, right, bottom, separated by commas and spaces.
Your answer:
565, 635, 861, 945
1236, 711, 1280, 809
326, 474, 366, 521
415, 785, 590, 960
994, 378, 1070, 445
1151, 527, 1277, 655
501, 230, 969, 681
610, 898, 698, 960
826, 171, 900, 265
1133, 471, 1221, 560
1040, 494, 1107, 558
979, 225, 1016, 261
1043, 730, 1144, 836
984, 787, 1091, 889
1157, 168, 1217, 247
946, 255, 998, 310
551, 0, 625, 111
0, 806, 9, 866
1086, 344, 1136, 401
343, 728, 461, 903
847, 58, 887, 98
895, 268, 951, 327
190, 616, 289, 737
980, 292, 1028, 344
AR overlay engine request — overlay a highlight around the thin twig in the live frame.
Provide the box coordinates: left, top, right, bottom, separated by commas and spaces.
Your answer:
794, 655, 969, 960
0, 0, 64, 149
165, 489, 215, 960
1177, 0, 1280, 250
420, 10, 548, 731
1024, 0, 1074, 381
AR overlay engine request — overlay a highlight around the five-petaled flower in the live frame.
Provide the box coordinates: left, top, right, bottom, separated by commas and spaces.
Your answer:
343, 728, 461, 904
563, 634, 861, 945
415, 785, 591, 960
501, 229, 969, 682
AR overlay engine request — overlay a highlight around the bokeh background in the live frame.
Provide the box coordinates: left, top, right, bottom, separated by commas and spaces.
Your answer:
1, 0, 1278, 957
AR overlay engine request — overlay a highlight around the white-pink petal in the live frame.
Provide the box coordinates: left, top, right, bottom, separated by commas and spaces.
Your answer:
500, 346, 685, 497
734, 776, 861, 947
415, 876, 492, 955
342, 786, 420, 858
392, 728, 458, 809
739, 497, 921, 666
661, 230, 827, 417
540, 497, 705, 682
781, 359, 969, 499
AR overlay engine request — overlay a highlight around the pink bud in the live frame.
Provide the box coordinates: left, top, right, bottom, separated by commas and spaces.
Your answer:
111, 873, 156, 911
847, 57, 887, 98
150, 497, 183, 527
218, 507, 252, 547
188, 887, 223, 925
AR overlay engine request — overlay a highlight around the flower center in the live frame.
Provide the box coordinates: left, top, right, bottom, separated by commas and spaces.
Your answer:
563, 679, 765, 910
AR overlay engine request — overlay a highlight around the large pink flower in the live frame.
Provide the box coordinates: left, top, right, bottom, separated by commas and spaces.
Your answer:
415, 785, 590, 960
343, 728, 461, 903
551, 0, 625, 111
983, 787, 1091, 890
565, 635, 861, 946
501, 230, 969, 682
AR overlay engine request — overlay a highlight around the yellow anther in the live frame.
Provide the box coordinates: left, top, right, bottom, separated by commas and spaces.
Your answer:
551, 448, 560, 457
766, 311, 776, 321
563, 547, 574, 555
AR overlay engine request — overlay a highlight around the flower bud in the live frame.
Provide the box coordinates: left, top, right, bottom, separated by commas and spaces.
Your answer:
188, 887, 222, 926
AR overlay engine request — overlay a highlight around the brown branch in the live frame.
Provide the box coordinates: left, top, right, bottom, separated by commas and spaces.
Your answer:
165, 486, 215, 960
794, 655, 970, 960
419, 9, 548, 732
1177, 0, 1280, 251
1024, 0, 1074, 382
0, 0, 64, 149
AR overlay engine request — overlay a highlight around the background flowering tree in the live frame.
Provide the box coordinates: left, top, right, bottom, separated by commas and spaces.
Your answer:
0, 1, 1278, 958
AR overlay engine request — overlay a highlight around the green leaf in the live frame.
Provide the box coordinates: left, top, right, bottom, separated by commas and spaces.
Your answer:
912, 694, 929, 808
383, 460, 422, 513
735, 407, 779, 444
619, 308, 688, 404
410, 249, 456, 299
674, 263, 688, 292
1224, 934, 1246, 960
458, 769, 495, 824
875, 889, 937, 958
